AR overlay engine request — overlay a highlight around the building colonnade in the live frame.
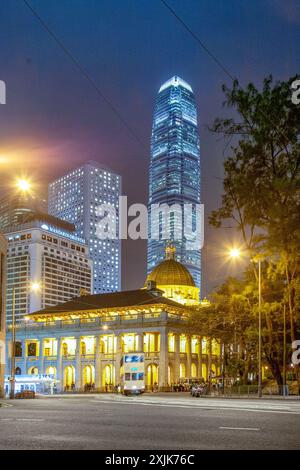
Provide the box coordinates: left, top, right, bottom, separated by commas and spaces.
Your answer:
10, 330, 221, 391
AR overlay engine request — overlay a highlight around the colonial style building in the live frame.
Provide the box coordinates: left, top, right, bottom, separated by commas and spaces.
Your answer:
6, 249, 220, 392
0, 233, 7, 396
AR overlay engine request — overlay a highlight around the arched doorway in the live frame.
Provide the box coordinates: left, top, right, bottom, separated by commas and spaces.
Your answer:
64, 365, 75, 390
102, 364, 115, 387
15, 367, 21, 375
46, 366, 56, 378
147, 363, 158, 387
180, 363, 186, 379
191, 363, 197, 378
28, 366, 38, 375
83, 365, 95, 387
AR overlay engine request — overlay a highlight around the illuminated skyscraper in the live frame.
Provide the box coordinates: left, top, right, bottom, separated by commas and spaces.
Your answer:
48, 161, 121, 294
147, 76, 201, 290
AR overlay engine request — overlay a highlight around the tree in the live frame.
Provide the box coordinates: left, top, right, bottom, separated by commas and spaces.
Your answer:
209, 76, 300, 392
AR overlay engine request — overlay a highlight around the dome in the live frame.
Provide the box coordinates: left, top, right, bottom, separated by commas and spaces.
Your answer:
146, 245, 196, 288
146, 258, 196, 287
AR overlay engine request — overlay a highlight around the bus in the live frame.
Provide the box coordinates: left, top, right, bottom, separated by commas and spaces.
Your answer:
120, 353, 145, 395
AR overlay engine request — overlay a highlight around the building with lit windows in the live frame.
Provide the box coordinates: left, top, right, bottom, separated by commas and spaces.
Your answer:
48, 161, 121, 294
0, 234, 7, 396
0, 192, 47, 233
148, 76, 201, 291
5, 249, 220, 391
5, 212, 92, 325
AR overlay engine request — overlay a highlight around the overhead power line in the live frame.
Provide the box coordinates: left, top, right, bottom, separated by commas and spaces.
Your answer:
160, 0, 290, 150
22, 0, 147, 151
160, 0, 236, 82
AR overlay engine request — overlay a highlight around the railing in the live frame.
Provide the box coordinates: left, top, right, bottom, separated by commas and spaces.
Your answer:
43, 355, 57, 361
12, 311, 187, 332
62, 354, 76, 360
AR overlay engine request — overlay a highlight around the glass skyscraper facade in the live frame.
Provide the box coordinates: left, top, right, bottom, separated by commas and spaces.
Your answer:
147, 76, 201, 290
48, 161, 121, 294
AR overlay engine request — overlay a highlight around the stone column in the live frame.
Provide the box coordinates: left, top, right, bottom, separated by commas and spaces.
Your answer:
22, 340, 27, 375
95, 336, 102, 390
38, 339, 44, 375
75, 337, 81, 390
158, 329, 168, 389
198, 336, 203, 379
174, 333, 180, 383
114, 334, 122, 386
56, 338, 63, 391
186, 335, 191, 379
136, 333, 144, 352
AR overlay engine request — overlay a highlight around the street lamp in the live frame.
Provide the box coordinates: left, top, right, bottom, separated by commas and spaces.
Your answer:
16, 179, 31, 193
30, 282, 42, 293
228, 248, 263, 398
9, 281, 42, 399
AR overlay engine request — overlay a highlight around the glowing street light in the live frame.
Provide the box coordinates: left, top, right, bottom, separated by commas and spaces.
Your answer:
16, 179, 31, 192
229, 248, 241, 259
30, 282, 42, 292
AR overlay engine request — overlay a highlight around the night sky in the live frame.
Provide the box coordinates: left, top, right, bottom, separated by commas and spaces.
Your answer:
0, 0, 299, 295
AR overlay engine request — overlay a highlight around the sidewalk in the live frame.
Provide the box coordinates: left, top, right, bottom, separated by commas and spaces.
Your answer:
20, 391, 300, 401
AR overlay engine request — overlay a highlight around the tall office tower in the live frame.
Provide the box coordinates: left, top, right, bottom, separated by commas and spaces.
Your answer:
147, 76, 201, 290
5, 213, 92, 324
0, 193, 47, 233
0, 234, 7, 396
48, 161, 121, 294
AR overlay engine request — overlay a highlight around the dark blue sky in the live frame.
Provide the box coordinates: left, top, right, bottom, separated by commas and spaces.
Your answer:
0, 0, 299, 294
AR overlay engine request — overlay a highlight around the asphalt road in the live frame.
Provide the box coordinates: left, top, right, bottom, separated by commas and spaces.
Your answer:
0, 393, 300, 450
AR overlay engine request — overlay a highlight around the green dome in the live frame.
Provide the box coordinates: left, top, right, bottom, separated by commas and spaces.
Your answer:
146, 258, 195, 287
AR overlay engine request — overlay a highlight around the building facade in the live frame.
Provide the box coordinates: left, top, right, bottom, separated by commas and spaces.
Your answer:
48, 161, 121, 294
5, 214, 92, 325
147, 76, 201, 291
6, 254, 220, 392
0, 234, 7, 396
0, 192, 47, 233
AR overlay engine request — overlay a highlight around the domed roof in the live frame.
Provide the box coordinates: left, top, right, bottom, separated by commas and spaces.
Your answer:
146, 246, 195, 287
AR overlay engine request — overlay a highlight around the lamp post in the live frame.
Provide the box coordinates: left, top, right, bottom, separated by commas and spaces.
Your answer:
228, 248, 263, 398
9, 179, 35, 398
9, 287, 16, 399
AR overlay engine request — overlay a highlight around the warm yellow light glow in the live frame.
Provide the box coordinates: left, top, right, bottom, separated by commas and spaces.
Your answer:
229, 248, 241, 259
102, 324, 108, 330
17, 178, 31, 192
30, 282, 42, 292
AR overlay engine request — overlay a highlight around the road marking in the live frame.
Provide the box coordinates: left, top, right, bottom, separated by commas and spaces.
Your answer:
16, 418, 45, 422
219, 426, 260, 431
91, 398, 300, 415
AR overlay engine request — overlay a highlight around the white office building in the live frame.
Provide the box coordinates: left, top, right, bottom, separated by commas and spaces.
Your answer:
48, 161, 121, 294
6, 214, 92, 325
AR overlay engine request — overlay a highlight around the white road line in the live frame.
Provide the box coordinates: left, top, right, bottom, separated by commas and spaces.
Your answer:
16, 418, 45, 422
219, 426, 260, 431
91, 398, 300, 415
